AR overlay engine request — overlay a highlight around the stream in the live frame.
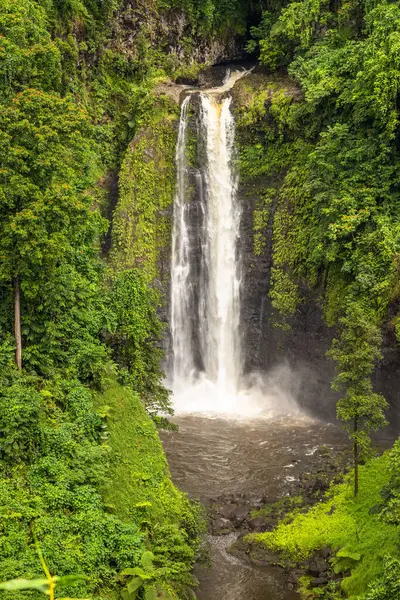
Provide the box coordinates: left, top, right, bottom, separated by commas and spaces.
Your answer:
161, 414, 347, 600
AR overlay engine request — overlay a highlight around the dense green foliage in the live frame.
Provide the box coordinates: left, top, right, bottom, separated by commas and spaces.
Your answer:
96, 381, 203, 599
3, 0, 400, 596
235, 0, 400, 494
111, 110, 178, 283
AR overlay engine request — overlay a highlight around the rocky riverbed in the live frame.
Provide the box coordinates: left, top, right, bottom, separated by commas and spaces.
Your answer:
207, 444, 351, 596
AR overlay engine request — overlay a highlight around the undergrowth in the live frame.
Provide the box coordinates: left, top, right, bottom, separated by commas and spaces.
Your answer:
95, 380, 204, 598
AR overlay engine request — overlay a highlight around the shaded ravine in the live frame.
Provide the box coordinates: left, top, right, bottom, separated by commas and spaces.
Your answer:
161, 415, 347, 600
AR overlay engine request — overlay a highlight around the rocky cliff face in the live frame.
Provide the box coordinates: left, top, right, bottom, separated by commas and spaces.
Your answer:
229, 72, 338, 420
111, 0, 247, 74
231, 71, 400, 427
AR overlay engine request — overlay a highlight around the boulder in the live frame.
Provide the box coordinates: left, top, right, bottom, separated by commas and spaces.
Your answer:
321, 546, 332, 559
211, 517, 234, 535
232, 504, 250, 524
219, 503, 250, 525
310, 577, 329, 587
288, 570, 304, 584
307, 558, 329, 576
220, 503, 239, 520
248, 516, 275, 532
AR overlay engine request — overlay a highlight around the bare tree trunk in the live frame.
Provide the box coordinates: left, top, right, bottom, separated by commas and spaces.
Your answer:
14, 277, 22, 370
354, 417, 359, 496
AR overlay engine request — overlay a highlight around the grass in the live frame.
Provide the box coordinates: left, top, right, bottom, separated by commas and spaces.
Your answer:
249, 454, 398, 599
95, 378, 193, 527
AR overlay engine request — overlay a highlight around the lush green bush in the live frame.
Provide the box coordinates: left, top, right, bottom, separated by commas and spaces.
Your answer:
105, 270, 172, 415
0, 374, 143, 599
364, 556, 400, 600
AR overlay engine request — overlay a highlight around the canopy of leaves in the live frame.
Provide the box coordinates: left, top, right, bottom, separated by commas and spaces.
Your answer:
0, 0, 200, 597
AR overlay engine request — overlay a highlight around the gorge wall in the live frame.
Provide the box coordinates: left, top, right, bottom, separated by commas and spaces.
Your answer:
110, 67, 400, 427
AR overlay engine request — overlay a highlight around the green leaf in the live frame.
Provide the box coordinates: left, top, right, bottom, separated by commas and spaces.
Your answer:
141, 551, 155, 571
127, 576, 143, 595
144, 586, 158, 600
337, 548, 362, 561
121, 568, 137, 576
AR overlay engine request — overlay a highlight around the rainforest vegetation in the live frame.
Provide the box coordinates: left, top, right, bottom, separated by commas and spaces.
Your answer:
1, 0, 400, 598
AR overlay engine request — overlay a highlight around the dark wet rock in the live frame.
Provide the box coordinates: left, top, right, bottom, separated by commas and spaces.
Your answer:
175, 75, 199, 86
210, 517, 234, 535
228, 536, 251, 561
288, 570, 303, 584
311, 577, 329, 587
248, 516, 274, 532
306, 558, 329, 576
220, 503, 239, 520
217, 502, 250, 526
232, 504, 250, 524
253, 497, 265, 509
287, 583, 295, 591
250, 547, 282, 567
198, 66, 236, 88
321, 546, 332, 559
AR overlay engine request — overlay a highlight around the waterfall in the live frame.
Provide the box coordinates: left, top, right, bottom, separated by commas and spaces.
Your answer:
170, 83, 242, 410
170, 70, 298, 416
198, 94, 241, 394
170, 96, 194, 383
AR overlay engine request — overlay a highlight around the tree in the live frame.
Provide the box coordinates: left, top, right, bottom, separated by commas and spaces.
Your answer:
329, 303, 388, 495
0, 0, 61, 100
0, 88, 106, 377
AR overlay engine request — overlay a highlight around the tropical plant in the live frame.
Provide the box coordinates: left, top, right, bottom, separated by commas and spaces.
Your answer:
121, 551, 174, 600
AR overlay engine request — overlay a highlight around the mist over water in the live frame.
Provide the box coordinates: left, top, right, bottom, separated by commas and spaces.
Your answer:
170, 71, 298, 418
172, 364, 300, 417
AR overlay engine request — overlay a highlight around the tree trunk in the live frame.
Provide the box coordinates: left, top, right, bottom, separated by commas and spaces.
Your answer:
14, 277, 22, 370
354, 417, 359, 496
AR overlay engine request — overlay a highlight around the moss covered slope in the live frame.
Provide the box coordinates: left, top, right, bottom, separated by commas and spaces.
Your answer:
95, 379, 203, 598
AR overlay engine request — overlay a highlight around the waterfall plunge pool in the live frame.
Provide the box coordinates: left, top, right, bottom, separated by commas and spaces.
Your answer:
161, 415, 347, 600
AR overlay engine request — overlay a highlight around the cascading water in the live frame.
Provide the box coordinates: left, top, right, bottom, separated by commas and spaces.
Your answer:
170, 80, 243, 412
199, 95, 241, 395
170, 71, 298, 416
170, 97, 194, 384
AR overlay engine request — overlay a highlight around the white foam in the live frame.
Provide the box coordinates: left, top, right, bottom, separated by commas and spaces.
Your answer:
171, 364, 300, 419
